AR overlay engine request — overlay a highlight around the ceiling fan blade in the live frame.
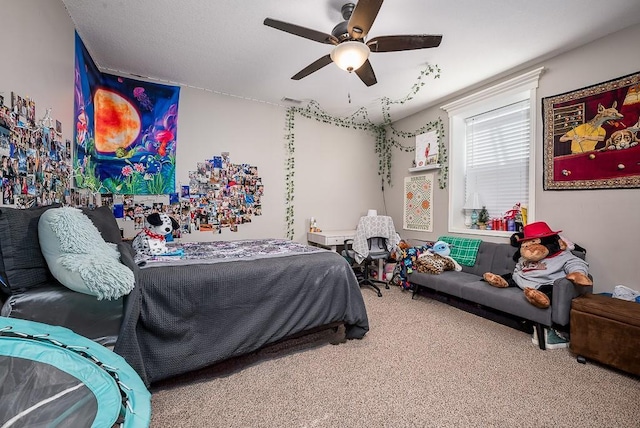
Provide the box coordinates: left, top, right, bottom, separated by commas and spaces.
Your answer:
291, 55, 333, 80
348, 0, 383, 40
264, 18, 338, 45
367, 35, 443, 52
354, 59, 377, 86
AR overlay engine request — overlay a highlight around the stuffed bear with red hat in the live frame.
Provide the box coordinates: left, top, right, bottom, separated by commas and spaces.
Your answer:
482, 221, 592, 308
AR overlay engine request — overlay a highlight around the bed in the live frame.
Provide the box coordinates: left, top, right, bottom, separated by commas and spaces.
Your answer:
113, 239, 370, 386
0, 205, 369, 388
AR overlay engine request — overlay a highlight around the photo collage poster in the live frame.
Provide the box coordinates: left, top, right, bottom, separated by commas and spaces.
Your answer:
110, 153, 263, 236
0, 92, 72, 208
183, 152, 263, 233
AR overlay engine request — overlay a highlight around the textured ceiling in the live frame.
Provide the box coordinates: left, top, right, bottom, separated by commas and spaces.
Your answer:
61, 0, 640, 123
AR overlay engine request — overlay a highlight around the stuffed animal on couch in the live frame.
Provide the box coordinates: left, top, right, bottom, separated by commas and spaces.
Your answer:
482, 221, 592, 308
415, 240, 463, 275
391, 240, 428, 290
132, 212, 179, 257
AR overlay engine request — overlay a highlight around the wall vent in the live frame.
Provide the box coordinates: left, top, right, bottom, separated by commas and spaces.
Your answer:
281, 97, 303, 105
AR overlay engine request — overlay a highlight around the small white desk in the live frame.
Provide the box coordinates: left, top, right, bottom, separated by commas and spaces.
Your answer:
307, 229, 385, 278
307, 230, 356, 252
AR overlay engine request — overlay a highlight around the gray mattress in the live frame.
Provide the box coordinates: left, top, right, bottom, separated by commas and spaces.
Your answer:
113, 248, 369, 386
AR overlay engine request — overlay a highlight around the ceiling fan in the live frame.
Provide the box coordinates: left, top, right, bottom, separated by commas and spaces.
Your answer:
263, 0, 442, 87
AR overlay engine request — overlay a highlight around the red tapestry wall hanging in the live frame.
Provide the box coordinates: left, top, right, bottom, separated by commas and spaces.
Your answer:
543, 71, 640, 190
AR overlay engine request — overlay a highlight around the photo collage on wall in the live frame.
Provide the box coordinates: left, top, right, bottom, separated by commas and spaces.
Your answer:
113, 193, 179, 233
0, 92, 72, 208
184, 152, 262, 234
109, 153, 263, 236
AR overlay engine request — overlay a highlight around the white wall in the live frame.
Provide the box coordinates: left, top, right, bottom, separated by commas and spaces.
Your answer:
2, 0, 383, 245
174, 89, 382, 243
0, 0, 75, 145
388, 23, 640, 293
293, 115, 385, 239
170, 87, 286, 241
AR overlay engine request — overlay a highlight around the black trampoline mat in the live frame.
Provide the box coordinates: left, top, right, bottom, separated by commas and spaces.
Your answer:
0, 355, 99, 427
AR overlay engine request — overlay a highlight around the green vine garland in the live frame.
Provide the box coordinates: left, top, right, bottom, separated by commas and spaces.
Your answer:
283, 65, 447, 239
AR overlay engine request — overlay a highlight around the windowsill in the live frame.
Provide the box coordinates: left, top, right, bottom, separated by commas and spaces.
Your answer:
409, 164, 441, 172
449, 227, 516, 238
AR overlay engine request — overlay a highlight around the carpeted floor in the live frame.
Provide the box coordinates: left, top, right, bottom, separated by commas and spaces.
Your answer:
150, 285, 640, 427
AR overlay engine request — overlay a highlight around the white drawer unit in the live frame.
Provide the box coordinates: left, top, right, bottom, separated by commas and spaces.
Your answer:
307, 230, 356, 251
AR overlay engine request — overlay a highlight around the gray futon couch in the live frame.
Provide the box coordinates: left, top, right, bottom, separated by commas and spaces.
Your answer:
0, 205, 126, 346
408, 240, 592, 349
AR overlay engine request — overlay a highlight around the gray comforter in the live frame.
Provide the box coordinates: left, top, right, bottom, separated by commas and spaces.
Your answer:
114, 242, 369, 386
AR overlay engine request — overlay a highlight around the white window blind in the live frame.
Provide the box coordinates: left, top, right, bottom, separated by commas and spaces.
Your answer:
465, 99, 530, 219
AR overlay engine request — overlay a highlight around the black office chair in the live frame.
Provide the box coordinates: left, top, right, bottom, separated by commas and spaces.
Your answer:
343, 237, 391, 297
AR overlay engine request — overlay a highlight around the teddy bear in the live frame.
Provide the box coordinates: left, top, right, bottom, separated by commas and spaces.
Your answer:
132, 212, 180, 258
482, 221, 592, 308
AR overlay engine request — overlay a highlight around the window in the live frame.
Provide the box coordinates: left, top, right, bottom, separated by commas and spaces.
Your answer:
466, 100, 530, 219
442, 67, 543, 235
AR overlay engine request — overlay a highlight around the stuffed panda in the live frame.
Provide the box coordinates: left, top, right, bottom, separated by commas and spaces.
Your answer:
132, 212, 179, 257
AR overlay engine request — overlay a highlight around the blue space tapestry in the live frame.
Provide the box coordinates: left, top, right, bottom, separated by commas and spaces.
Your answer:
73, 32, 180, 194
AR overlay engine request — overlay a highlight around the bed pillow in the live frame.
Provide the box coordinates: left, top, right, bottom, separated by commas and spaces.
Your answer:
38, 207, 135, 300
81, 205, 122, 244
0, 204, 61, 294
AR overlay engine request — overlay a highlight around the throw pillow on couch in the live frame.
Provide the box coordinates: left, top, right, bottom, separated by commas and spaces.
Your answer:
0, 204, 62, 295
38, 207, 134, 300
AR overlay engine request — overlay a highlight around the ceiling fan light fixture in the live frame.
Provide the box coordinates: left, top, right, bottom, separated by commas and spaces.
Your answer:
330, 41, 370, 72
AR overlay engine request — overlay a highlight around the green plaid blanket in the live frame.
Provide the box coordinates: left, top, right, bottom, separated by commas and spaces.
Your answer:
437, 236, 482, 267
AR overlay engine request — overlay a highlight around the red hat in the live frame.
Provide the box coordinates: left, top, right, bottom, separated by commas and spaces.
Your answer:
518, 221, 561, 242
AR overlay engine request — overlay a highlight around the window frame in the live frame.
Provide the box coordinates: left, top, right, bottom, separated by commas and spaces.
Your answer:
441, 67, 544, 236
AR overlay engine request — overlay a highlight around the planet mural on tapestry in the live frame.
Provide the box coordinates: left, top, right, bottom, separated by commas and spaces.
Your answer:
93, 88, 141, 153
